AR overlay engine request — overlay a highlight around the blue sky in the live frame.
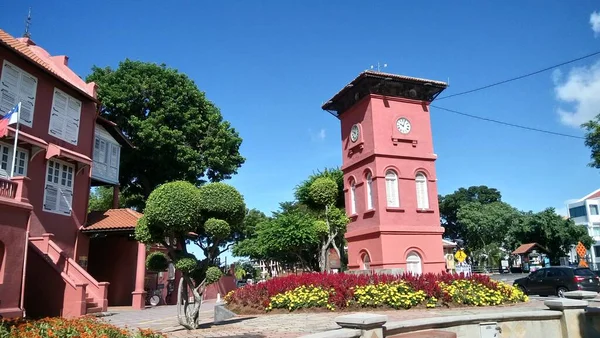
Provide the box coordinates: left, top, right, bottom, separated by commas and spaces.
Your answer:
2, 1, 600, 262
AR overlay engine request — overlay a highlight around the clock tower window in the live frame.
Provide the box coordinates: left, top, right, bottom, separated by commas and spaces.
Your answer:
385, 170, 399, 207
415, 172, 429, 209
350, 179, 357, 215
366, 172, 374, 210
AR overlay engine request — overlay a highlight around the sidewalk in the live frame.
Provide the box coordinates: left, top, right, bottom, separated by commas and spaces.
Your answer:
103, 299, 547, 338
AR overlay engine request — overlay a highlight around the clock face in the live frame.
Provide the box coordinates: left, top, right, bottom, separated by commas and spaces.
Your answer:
350, 124, 360, 142
396, 118, 411, 134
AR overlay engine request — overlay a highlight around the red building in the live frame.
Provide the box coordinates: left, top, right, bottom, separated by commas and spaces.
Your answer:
0, 29, 175, 319
322, 71, 448, 274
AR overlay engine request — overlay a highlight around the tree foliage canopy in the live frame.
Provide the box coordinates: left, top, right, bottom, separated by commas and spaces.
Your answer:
583, 118, 600, 169
234, 168, 347, 272
439, 185, 502, 242
508, 208, 593, 263
444, 186, 594, 266
87, 60, 244, 209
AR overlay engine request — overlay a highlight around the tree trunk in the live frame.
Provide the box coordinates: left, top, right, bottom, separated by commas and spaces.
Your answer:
176, 274, 207, 329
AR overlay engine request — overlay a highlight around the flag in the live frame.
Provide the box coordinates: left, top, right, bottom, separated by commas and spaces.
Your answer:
0, 103, 20, 136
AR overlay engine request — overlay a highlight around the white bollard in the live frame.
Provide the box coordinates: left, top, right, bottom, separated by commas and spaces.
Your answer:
217, 293, 221, 303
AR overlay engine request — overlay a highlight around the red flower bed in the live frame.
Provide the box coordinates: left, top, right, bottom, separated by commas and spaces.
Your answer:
225, 272, 498, 311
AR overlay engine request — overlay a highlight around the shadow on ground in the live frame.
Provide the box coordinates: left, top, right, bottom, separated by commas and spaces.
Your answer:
163, 317, 257, 334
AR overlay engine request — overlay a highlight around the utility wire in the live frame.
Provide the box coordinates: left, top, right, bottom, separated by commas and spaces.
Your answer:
436, 50, 600, 101
430, 105, 586, 140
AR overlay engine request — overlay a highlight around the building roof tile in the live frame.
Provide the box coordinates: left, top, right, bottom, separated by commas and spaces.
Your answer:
0, 29, 97, 101
85, 208, 142, 232
512, 242, 547, 255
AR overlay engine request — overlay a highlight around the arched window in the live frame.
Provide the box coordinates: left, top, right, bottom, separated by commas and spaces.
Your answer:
415, 172, 429, 209
350, 179, 357, 214
406, 251, 422, 275
361, 252, 371, 270
385, 170, 399, 207
366, 172, 374, 210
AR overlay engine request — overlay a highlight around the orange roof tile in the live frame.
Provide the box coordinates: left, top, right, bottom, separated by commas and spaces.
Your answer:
512, 242, 547, 255
85, 208, 142, 232
0, 29, 97, 102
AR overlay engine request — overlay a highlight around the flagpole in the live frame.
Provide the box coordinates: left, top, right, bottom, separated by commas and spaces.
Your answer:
9, 102, 21, 178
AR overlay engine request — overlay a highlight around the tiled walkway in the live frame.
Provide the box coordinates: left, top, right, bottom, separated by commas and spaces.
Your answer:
102, 299, 549, 338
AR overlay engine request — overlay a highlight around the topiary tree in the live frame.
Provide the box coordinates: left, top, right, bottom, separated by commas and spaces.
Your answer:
308, 177, 349, 272
135, 180, 246, 329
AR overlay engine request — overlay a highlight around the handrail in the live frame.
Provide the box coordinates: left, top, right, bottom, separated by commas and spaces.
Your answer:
46, 241, 108, 302
30, 235, 109, 311
0, 178, 16, 199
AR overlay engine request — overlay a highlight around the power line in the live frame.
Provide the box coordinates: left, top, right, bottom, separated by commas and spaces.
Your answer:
430, 105, 585, 140
436, 50, 600, 101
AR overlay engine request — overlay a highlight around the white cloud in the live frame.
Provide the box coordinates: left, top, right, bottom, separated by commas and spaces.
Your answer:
554, 60, 600, 127
591, 11, 600, 36
309, 128, 326, 142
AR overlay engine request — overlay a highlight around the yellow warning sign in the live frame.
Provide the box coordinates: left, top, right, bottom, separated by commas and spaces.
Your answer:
455, 250, 467, 263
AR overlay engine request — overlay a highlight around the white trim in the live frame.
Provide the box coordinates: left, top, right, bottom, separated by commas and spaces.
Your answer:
578, 188, 600, 202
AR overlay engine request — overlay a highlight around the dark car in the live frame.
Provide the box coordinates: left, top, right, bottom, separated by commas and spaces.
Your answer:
513, 267, 600, 297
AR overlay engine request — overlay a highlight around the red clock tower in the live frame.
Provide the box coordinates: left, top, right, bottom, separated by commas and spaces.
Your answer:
322, 71, 448, 273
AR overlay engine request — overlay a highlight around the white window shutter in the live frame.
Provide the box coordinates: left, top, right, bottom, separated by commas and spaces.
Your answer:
110, 144, 119, 167
18, 72, 37, 126
350, 183, 356, 214
416, 174, 429, 209
385, 171, 399, 207
43, 184, 59, 212
49, 90, 67, 139
44, 160, 74, 215
0, 62, 19, 116
58, 187, 73, 215
366, 175, 373, 210
65, 97, 81, 145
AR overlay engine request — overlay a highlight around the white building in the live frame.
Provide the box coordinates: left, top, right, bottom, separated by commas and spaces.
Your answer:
566, 189, 600, 266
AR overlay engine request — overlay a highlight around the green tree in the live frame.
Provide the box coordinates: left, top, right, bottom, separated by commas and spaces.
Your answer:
306, 177, 349, 272
439, 186, 502, 242
135, 181, 246, 329
233, 202, 320, 271
583, 118, 600, 169
88, 186, 131, 212
296, 168, 344, 209
509, 208, 593, 264
457, 201, 521, 267
87, 60, 244, 210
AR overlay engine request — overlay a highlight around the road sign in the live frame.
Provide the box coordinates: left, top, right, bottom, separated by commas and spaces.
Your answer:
576, 242, 588, 268
455, 250, 467, 263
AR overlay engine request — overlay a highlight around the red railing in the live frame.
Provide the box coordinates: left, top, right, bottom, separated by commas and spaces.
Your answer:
30, 234, 109, 313
0, 178, 16, 199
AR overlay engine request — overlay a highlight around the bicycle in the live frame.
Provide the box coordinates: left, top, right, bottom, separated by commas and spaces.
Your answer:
145, 289, 162, 307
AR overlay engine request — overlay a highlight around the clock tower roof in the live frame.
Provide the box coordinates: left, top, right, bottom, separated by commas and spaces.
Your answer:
322, 70, 448, 117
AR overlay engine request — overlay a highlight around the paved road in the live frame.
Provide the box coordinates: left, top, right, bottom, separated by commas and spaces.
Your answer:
490, 273, 528, 283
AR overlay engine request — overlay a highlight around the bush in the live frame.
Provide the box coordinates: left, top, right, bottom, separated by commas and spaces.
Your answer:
146, 251, 169, 272
224, 272, 528, 313
0, 316, 165, 337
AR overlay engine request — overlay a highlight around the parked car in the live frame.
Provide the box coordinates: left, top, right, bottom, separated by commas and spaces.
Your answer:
513, 267, 600, 297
